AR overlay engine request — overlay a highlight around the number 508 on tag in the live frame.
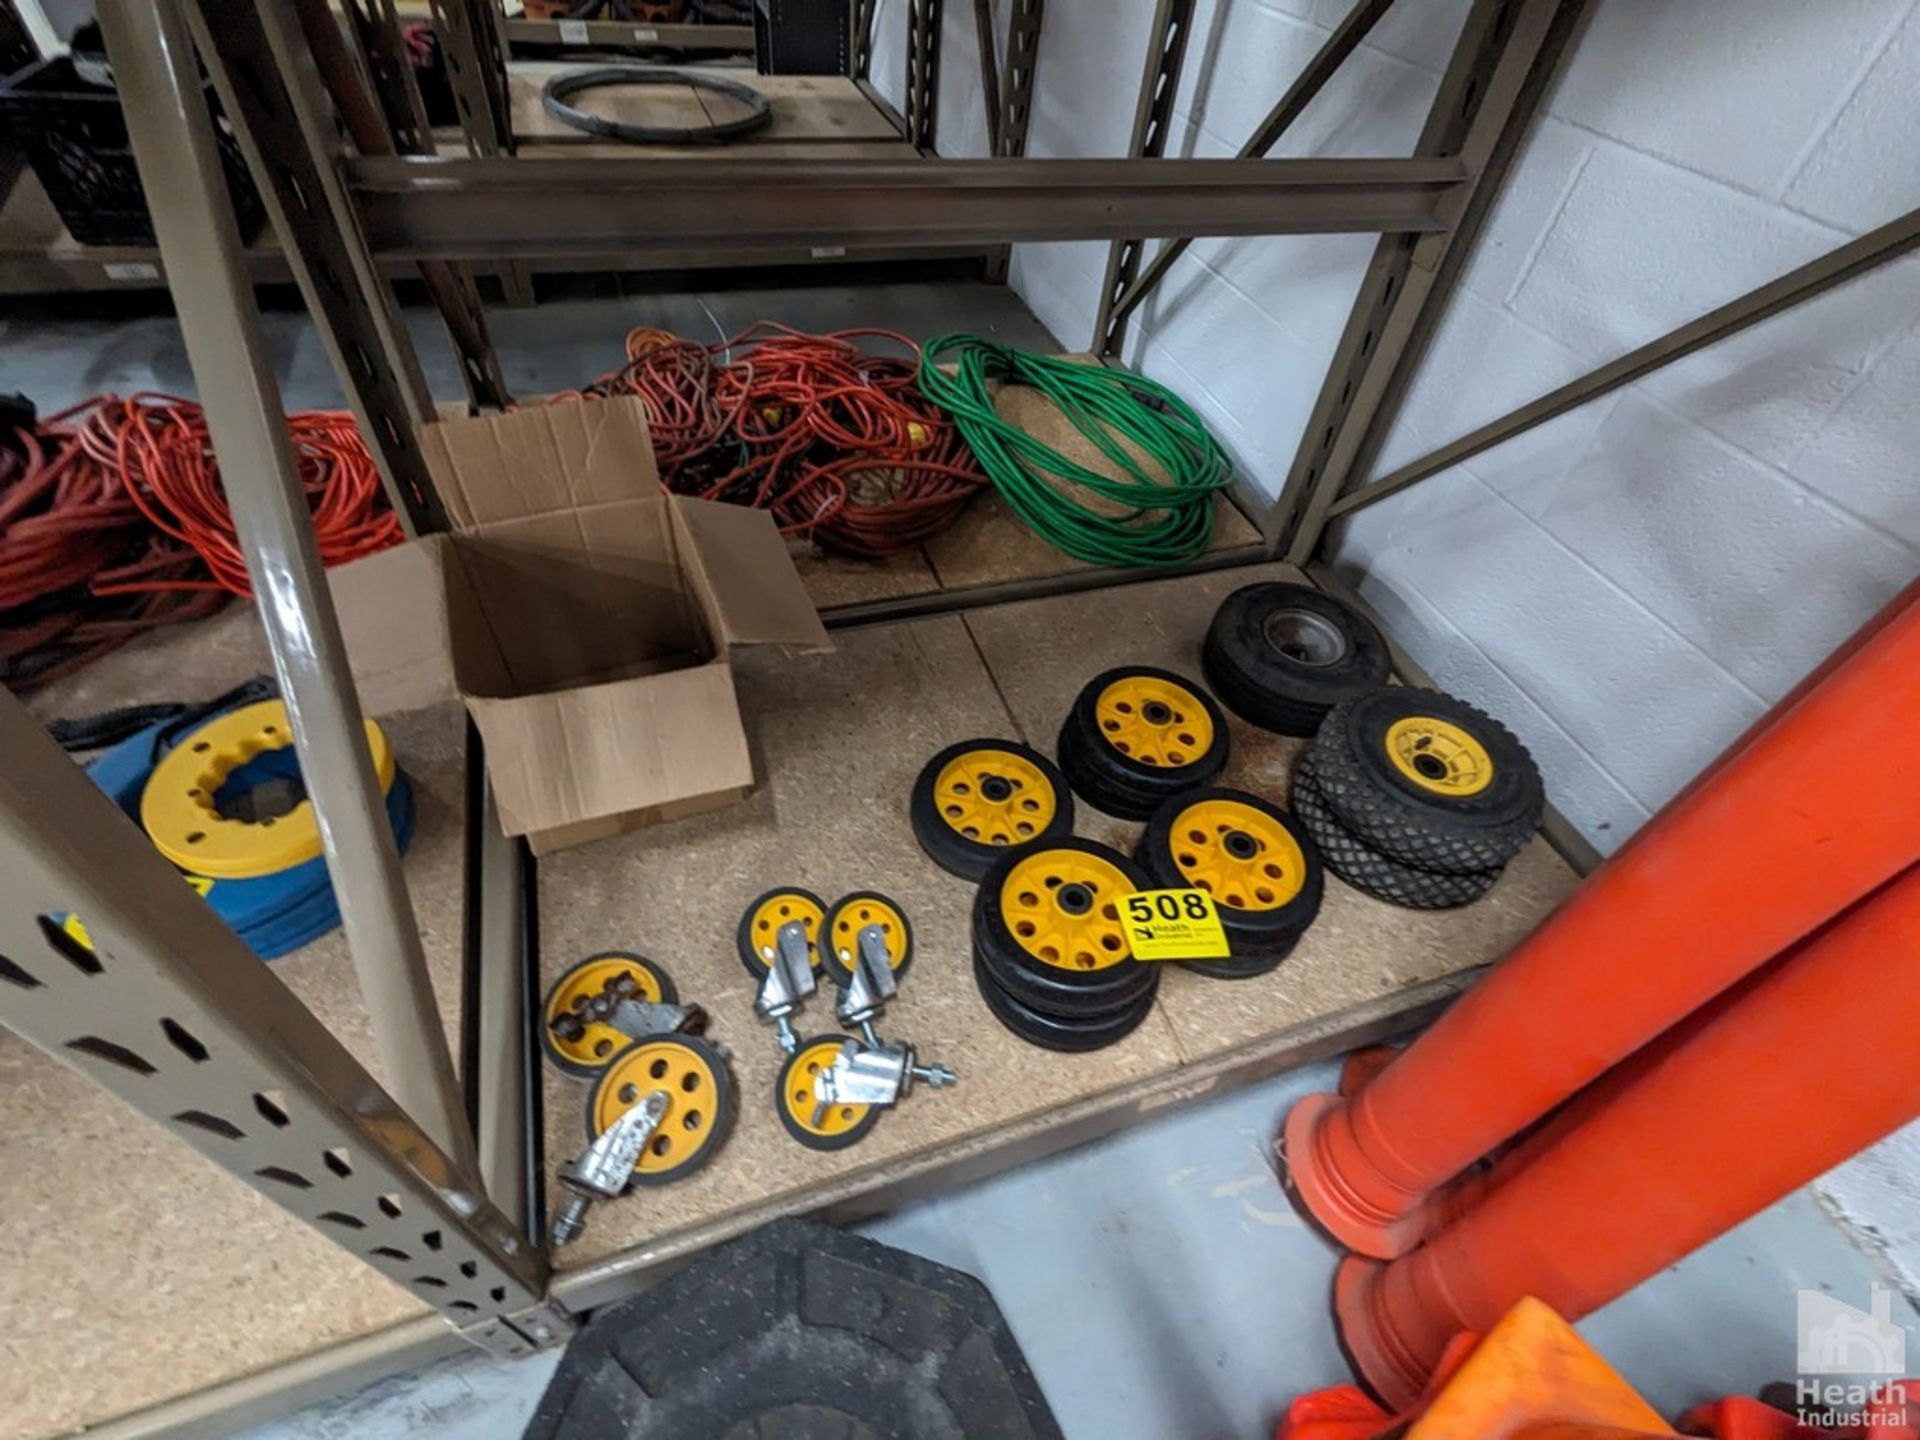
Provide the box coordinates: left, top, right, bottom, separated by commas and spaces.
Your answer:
1123, 888, 1231, 961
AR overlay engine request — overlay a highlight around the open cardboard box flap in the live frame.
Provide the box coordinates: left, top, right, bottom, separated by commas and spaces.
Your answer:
331, 399, 829, 849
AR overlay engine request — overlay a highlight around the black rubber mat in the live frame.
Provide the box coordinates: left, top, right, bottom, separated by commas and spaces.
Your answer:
525, 1218, 1064, 1440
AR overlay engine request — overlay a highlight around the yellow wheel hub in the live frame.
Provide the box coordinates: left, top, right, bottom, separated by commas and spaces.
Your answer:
544, 955, 668, 1070
1094, 675, 1213, 768
591, 1039, 721, 1182
743, 890, 825, 971
933, 747, 1057, 848
998, 849, 1134, 971
1169, 799, 1307, 911
1385, 716, 1493, 797
140, 701, 394, 879
825, 895, 909, 974
783, 1039, 871, 1137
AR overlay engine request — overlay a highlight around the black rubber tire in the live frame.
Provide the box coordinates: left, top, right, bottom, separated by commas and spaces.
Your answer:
525, 1218, 1065, 1440
910, 738, 1075, 880
586, 1034, 738, 1190
817, 890, 915, 990
775, 1035, 883, 1152
1134, 787, 1325, 964
972, 950, 1157, 1052
1201, 582, 1389, 736
1291, 752, 1500, 910
734, 887, 826, 980
540, 952, 680, 1078
1179, 949, 1295, 981
1056, 666, 1229, 820
971, 919, 1156, 1022
972, 839, 1160, 1017
1310, 687, 1544, 873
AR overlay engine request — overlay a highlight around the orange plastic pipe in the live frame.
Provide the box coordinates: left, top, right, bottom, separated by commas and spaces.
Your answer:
1422, 954, 1787, 1230
1283, 595, 1920, 1258
1334, 862, 1920, 1410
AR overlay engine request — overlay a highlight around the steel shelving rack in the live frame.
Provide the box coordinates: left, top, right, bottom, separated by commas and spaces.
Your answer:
5, 0, 1916, 1431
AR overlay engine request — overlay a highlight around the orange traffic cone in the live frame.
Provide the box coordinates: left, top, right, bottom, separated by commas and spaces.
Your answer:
1334, 863, 1920, 1409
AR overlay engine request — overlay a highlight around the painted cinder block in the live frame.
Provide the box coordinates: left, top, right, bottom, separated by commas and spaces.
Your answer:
1785, 7, 1920, 231
1536, 394, 1919, 700
1510, 143, 1852, 363
1549, 0, 1908, 197
1785, 317, 1920, 552
1639, 253, 1920, 468
1332, 556, 1654, 850
1459, 117, 1595, 305
1309, 0, 1472, 73
1369, 289, 1593, 478
1355, 469, 1764, 811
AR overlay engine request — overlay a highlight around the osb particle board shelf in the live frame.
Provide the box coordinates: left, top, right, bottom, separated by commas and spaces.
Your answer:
507, 65, 906, 148
535, 563, 1576, 1299
0, 568, 1577, 1440
0, 68, 920, 295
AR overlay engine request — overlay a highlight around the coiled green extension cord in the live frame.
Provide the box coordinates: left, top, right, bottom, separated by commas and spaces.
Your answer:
917, 335, 1235, 567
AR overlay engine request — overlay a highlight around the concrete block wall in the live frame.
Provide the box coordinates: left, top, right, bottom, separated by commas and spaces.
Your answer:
878, 1, 1920, 1293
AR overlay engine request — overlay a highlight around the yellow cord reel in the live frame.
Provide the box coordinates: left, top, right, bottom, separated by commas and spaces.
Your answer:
139, 701, 394, 879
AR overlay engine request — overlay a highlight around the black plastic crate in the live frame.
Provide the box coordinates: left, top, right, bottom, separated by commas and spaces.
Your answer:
0, 55, 265, 249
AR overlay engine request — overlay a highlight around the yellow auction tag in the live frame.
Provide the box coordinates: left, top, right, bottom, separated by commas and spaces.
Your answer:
1122, 888, 1231, 961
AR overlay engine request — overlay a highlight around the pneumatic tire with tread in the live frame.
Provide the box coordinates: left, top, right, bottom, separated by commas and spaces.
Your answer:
1201, 582, 1389, 736
1311, 688, 1543, 873
1291, 753, 1499, 910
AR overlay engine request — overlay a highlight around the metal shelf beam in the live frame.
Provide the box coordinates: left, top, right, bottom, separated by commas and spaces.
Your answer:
345, 154, 1467, 259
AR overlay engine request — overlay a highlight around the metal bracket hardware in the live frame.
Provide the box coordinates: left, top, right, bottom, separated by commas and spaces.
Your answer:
816, 1038, 956, 1111
552, 1089, 669, 1248
822, 924, 955, 1108
609, 998, 708, 1041
754, 920, 819, 1055
461, 1298, 578, 1357
548, 973, 708, 1049
834, 923, 900, 1044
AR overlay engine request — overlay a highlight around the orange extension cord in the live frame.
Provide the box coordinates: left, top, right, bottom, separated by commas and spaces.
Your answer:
559, 322, 987, 558
1, 394, 400, 688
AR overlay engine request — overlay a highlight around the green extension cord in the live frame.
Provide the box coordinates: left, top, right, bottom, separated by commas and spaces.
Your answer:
917, 335, 1235, 568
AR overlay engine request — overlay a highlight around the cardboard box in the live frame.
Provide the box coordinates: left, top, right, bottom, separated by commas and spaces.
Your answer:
331, 398, 830, 855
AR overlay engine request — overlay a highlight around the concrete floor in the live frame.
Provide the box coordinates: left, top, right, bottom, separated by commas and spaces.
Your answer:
227, 1058, 1913, 1440
0, 269, 1059, 412
8, 276, 1914, 1438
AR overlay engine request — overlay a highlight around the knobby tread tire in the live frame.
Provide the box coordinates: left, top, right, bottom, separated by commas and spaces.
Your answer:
1311, 689, 1544, 873
1291, 753, 1500, 911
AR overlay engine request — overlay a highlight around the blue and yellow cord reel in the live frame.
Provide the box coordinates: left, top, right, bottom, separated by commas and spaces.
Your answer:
72, 698, 414, 960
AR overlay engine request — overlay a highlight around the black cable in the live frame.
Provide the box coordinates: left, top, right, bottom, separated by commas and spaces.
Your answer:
46, 674, 278, 755
47, 701, 188, 753
541, 65, 773, 144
